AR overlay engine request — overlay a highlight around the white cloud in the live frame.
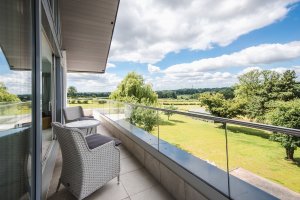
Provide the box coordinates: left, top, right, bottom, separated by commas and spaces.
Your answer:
106, 63, 116, 68
110, 0, 298, 63
164, 41, 300, 74
147, 64, 161, 73
149, 66, 300, 90
148, 71, 237, 90
0, 71, 31, 94
269, 66, 300, 74
241, 66, 300, 75
239, 66, 262, 75
67, 73, 122, 92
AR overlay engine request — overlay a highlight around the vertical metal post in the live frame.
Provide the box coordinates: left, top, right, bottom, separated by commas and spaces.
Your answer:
157, 110, 160, 151
116, 102, 119, 120
224, 123, 231, 199
32, 0, 42, 198
109, 100, 111, 115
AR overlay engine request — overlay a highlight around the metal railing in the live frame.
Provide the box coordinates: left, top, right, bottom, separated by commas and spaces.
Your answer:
121, 101, 300, 137
85, 99, 300, 199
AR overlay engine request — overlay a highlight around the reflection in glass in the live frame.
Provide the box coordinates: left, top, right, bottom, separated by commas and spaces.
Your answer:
0, 0, 33, 198
41, 33, 54, 161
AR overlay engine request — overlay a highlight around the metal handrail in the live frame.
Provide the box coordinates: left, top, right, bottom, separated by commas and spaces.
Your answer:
106, 99, 300, 137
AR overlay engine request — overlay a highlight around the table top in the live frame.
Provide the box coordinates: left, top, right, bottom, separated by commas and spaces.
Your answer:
65, 120, 101, 129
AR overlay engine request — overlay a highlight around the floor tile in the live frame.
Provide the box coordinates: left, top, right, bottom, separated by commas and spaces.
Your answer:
120, 146, 132, 160
120, 156, 143, 175
87, 178, 128, 200
130, 185, 174, 200
47, 187, 76, 200
121, 168, 156, 196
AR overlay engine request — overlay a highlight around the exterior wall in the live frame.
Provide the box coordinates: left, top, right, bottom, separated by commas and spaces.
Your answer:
99, 114, 215, 200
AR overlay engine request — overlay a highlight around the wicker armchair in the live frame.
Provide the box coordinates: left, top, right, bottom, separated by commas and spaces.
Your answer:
63, 106, 94, 123
52, 122, 120, 200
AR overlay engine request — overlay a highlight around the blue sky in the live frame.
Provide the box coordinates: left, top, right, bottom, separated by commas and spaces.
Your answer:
1, 0, 300, 94
109, 3, 300, 77
68, 0, 300, 92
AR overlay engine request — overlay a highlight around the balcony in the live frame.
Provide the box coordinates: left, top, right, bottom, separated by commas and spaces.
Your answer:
46, 100, 300, 200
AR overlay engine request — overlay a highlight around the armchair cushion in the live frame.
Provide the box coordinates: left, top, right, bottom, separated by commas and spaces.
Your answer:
86, 134, 121, 149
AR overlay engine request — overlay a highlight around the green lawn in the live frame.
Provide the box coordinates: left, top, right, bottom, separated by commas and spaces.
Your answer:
0, 102, 31, 116
171, 104, 203, 111
152, 114, 300, 193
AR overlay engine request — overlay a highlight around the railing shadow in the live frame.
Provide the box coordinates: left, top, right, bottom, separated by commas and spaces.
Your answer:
158, 119, 186, 126
292, 157, 300, 167
220, 125, 271, 139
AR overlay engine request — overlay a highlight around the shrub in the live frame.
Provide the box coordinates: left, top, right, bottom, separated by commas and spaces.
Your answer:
130, 107, 158, 132
98, 100, 106, 104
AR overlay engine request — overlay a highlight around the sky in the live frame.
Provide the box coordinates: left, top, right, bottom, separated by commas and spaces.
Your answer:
1, 0, 300, 94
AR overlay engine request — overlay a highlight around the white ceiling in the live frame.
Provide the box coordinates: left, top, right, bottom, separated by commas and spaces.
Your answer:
60, 0, 119, 73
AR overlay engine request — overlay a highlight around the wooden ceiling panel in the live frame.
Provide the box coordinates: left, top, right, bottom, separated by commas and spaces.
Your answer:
61, 0, 119, 73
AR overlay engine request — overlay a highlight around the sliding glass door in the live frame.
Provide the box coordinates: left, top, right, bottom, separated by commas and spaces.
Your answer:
0, 0, 34, 198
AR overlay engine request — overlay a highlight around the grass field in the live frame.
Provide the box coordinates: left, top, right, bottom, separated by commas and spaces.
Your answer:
152, 114, 300, 193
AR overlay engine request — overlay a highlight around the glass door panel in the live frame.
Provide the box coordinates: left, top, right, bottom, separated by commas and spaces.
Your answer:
0, 0, 34, 198
41, 32, 54, 161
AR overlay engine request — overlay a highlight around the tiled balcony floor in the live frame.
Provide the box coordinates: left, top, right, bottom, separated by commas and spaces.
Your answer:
47, 125, 174, 200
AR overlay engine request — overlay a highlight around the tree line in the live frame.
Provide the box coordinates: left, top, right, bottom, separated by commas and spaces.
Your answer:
67, 86, 234, 100
155, 87, 234, 99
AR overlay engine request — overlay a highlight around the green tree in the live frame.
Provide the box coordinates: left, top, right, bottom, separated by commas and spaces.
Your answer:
110, 72, 158, 131
267, 100, 300, 160
67, 86, 77, 98
235, 69, 299, 121
164, 105, 177, 120
110, 72, 157, 104
0, 82, 20, 102
199, 92, 245, 118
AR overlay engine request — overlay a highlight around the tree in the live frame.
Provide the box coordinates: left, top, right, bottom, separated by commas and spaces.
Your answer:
164, 105, 177, 120
218, 87, 235, 99
110, 72, 158, 131
0, 82, 20, 102
67, 86, 77, 98
199, 92, 245, 118
267, 100, 300, 160
110, 72, 157, 105
235, 69, 300, 122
